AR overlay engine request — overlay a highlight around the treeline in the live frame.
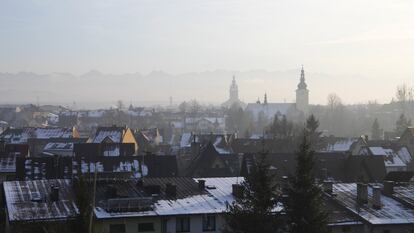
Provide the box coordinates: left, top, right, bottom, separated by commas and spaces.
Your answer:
226, 86, 414, 138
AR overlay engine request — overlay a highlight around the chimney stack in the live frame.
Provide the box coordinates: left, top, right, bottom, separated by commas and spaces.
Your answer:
323, 181, 333, 194
372, 186, 382, 209
357, 183, 368, 204
282, 176, 289, 193
232, 184, 244, 199
50, 186, 59, 202
383, 181, 394, 196
166, 183, 177, 198
198, 179, 206, 190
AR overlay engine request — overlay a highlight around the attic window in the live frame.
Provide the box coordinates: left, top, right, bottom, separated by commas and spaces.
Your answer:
206, 185, 216, 190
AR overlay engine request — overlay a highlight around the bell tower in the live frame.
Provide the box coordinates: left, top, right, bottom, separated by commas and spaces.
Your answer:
229, 75, 238, 101
296, 65, 309, 113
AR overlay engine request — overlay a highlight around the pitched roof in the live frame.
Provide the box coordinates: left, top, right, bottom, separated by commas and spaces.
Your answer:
0, 127, 75, 144
241, 153, 386, 183
90, 127, 125, 143
94, 177, 246, 219
332, 183, 414, 225
4, 179, 78, 222
16, 155, 178, 180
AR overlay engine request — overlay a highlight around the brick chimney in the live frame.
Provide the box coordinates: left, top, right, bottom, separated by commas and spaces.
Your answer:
383, 181, 394, 196
232, 184, 244, 199
372, 186, 382, 209
166, 183, 177, 198
198, 179, 206, 190
50, 186, 59, 202
357, 183, 368, 204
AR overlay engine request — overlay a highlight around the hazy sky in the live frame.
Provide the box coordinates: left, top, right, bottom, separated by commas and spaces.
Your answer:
1, 0, 414, 104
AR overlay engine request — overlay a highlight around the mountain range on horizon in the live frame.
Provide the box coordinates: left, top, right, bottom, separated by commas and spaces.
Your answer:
0, 69, 399, 108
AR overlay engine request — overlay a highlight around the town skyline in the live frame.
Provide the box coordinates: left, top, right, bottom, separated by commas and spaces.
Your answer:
2, 0, 414, 107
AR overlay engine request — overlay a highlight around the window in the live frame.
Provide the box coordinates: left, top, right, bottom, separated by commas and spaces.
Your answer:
110, 224, 126, 233
138, 223, 155, 232
176, 217, 190, 232
202, 214, 216, 231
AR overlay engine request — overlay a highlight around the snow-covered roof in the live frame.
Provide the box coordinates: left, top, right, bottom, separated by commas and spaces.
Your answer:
0, 156, 16, 173
213, 136, 231, 154
397, 147, 412, 164
367, 146, 411, 168
180, 132, 192, 148
369, 147, 390, 156
44, 142, 74, 151
91, 127, 124, 143
4, 179, 78, 222
333, 183, 414, 225
322, 138, 357, 152
0, 127, 74, 144
35, 128, 73, 139
180, 133, 233, 154
73, 160, 148, 178
94, 177, 249, 219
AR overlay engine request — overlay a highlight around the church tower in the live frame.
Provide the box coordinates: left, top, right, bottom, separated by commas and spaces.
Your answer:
222, 75, 245, 108
296, 66, 309, 113
229, 75, 238, 101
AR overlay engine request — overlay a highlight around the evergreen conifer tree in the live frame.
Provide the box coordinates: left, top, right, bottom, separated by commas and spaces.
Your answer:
72, 172, 92, 233
306, 114, 322, 150
224, 152, 280, 233
371, 118, 382, 140
285, 132, 328, 233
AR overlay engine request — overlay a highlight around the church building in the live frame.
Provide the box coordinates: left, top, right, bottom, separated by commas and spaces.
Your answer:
244, 66, 309, 121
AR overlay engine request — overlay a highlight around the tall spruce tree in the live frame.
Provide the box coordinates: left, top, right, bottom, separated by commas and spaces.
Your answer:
224, 152, 280, 233
72, 172, 92, 233
371, 118, 382, 140
285, 132, 328, 233
306, 114, 322, 150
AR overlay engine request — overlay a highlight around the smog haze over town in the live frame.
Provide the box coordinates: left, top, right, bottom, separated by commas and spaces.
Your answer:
3, 1, 414, 233
1, 0, 414, 107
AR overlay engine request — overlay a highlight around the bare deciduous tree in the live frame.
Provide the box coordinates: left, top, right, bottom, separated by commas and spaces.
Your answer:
327, 93, 342, 111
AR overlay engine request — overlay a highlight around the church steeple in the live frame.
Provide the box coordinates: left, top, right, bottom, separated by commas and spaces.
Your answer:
222, 75, 246, 108
297, 65, 307, 90
296, 65, 309, 113
229, 75, 239, 101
